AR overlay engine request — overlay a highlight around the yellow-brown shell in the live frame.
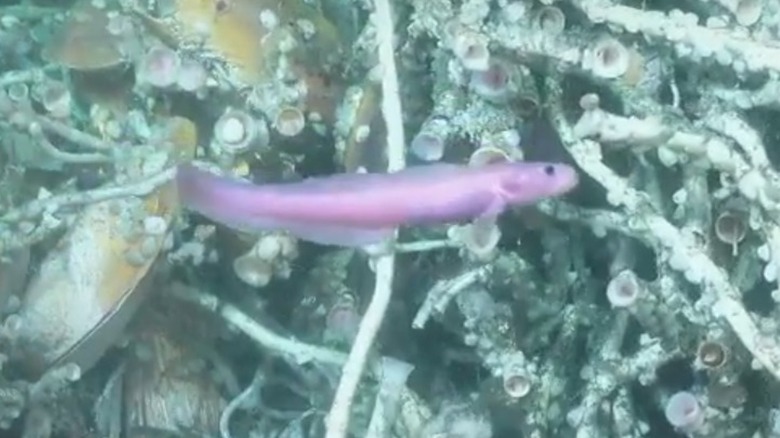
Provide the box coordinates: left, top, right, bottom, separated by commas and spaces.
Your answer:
44, 0, 138, 70
339, 83, 387, 173
123, 299, 225, 436
171, 0, 343, 84
11, 116, 198, 378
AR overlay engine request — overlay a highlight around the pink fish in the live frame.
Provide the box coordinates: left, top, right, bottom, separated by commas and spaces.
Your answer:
175, 162, 578, 247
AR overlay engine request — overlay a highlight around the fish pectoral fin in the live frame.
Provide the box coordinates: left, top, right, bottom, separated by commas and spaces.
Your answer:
281, 221, 395, 248
479, 194, 507, 219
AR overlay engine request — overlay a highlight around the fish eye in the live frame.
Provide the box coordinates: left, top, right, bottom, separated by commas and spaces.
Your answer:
543, 165, 556, 176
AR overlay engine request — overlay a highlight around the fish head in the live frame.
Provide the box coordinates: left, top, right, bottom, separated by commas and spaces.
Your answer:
497, 162, 579, 205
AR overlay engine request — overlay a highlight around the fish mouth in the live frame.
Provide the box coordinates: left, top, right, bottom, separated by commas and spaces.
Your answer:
558, 167, 580, 194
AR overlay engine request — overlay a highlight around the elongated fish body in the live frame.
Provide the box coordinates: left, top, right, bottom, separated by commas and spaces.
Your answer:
176, 162, 578, 246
